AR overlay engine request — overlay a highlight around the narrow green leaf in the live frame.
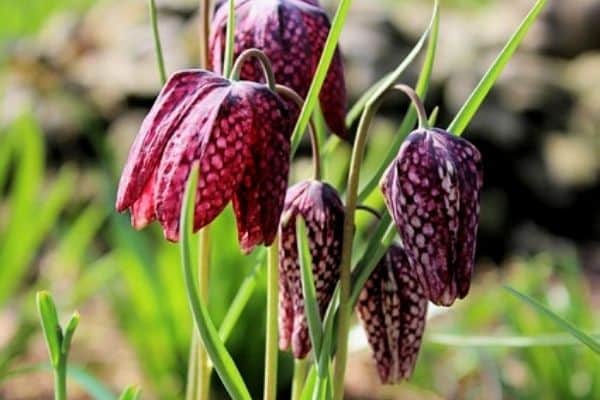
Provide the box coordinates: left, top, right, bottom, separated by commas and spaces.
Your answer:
180, 164, 252, 400
346, 0, 439, 127
297, 219, 323, 361
427, 332, 600, 348
300, 366, 318, 400
504, 286, 600, 354
36, 291, 62, 367
61, 312, 80, 356
356, 0, 439, 203
218, 249, 265, 342
447, 0, 547, 135
118, 385, 141, 400
291, 0, 353, 151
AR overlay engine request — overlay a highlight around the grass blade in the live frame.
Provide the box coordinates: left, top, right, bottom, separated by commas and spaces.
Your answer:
297, 219, 324, 361
505, 286, 600, 354
118, 385, 141, 400
427, 332, 600, 348
36, 291, 62, 367
180, 164, 252, 400
447, 0, 548, 135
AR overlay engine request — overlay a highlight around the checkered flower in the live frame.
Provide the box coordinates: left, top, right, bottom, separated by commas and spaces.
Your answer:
357, 244, 428, 384
381, 128, 483, 306
209, 0, 347, 137
116, 69, 292, 252
278, 180, 344, 358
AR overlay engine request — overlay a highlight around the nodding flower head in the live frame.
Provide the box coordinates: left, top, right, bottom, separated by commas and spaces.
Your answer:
278, 180, 344, 358
380, 128, 483, 306
115, 69, 292, 253
209, 0, 347, 138
357, 244, 428, 384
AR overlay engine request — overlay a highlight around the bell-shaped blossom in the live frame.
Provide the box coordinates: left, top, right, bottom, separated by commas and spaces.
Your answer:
278, 180, 344, 358
357, 244, 428, 384
116, 69, 292, 252
381, 128, 483, 306
209, 0, 347, 137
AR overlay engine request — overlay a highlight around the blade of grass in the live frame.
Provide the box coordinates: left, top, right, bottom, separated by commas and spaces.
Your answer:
447, 0, 548, 136
345, 0, 439, 128
504, 286, 600, 354
36, 291, 62, 367
297, 219, 324, 361
427, 332, 600, 348
118, 385, 141, 400
180, 164, 252, 400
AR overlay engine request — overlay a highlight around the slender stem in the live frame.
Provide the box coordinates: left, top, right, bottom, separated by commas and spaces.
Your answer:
275, 84, 321, 180
185, 334, 199, 400
197, 227, 212, 400
393, 84, 429, 129
149, 0, 167, 84
223, 0, 236, 78
54, 354, 67, 400
263, 240, 280, 400
332, 100, 379, 399
355, 205, 381, 220
231, 49, 276, 90
199, 0, 211, 68
291, 359, 308, 400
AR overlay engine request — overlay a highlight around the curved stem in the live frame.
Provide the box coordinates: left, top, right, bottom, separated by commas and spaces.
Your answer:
223, 0, 236, 78
231, 48, 277, 90
355, 205, 381, 220
199, 0, 211, 68
263, 240, 279, 400
393, 84, 429, 129
54, 354, 67, 400
332, 99, 381, 399
149, 0, 167, 84
275, 84, 321, 180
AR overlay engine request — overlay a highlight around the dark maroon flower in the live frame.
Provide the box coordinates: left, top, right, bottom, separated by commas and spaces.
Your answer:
380, 128, 483, 306
357, 244, 428, 384
278, 180, 344, 358
209, 0, 347, 138
116, 69, 292, 252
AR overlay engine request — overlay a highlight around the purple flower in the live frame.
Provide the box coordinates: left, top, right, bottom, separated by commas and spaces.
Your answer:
116, 69, 292, 253
381, 128, 483, 306
357, 244, 428, 384
209, 0, 347, 138
278, 180, 344, 358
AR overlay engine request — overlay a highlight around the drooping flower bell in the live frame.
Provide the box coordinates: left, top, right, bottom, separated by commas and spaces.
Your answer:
357, 244, 428, 384
278, 180, 344, 358
381, 125, 483, 306
209, 0, 347, 137
115, 69, 292, 253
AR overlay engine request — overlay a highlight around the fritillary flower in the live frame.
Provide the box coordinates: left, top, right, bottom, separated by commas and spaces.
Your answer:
278, 180, 344, 358
381, 127, 483, 306
357, 244, 428, 383
209, 0, 347, 137
116, 69, 292, 253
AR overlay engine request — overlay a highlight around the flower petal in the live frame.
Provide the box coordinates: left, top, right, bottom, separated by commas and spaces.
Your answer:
116, 70, 224, 211
130, 170, 157, 229
231, 83, 291, 253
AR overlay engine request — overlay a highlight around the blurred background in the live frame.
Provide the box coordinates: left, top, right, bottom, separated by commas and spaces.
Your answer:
1, 0, 599, 398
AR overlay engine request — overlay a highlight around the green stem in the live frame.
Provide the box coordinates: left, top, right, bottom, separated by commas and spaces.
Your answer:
231, 49, 276, 90
223, 0, 236, 78
332, 99, 379, 399
54, 354, 67, 400
393, 84, 429, 129
291, 359, 308, 400
185, 334, 199, 400
197, 227, 212, 400
199, 0, 211, 68
263, 241, 280, 400
149, 0, 167, 84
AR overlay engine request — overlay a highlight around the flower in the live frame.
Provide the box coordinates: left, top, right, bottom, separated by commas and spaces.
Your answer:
278, 180, 344, 358
380, 128, 483, 306
115, 69, 292, 252
209, 0, 347, 137
356, 244, 428, 384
